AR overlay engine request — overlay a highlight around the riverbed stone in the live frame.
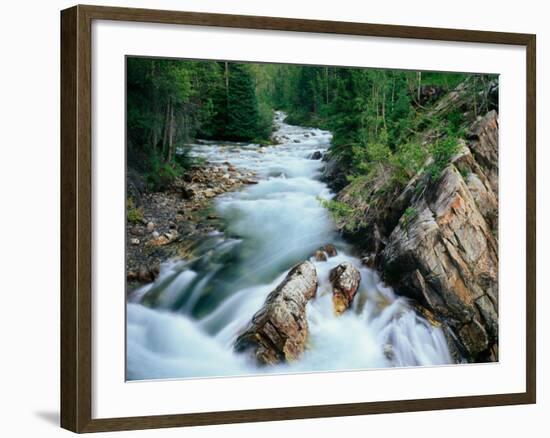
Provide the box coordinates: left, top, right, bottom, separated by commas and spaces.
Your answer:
329, 262, 361, 314
310, 151, 322, 160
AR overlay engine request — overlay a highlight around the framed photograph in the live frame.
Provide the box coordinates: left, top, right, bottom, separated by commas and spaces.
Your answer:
60, 4, 536, 433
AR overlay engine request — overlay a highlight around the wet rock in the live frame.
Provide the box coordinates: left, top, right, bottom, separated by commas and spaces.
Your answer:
383, 344, 395, 361
242, 178, 258, 185
293, 139, 300, 143
137, 265, 159, 283
329, 262, 361, 314
203, 189, 216, 198
321, 244, 338, 257
310, 151, 323, 160
234, 261, 318, 365
321, 153, 349, 191
313, 250, 327, 262
361, 253, 378, 268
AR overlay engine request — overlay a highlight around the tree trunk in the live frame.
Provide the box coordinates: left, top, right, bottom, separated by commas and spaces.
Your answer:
225, 62, 229, 99
417, 71, 422, 103
325, 67, 329, 104
161, 100, 170, 158
382, 89, 387, 130
391, 78, 396, 112
167, 101, 175, 163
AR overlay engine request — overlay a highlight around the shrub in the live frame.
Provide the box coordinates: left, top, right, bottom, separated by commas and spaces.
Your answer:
127, 198, 144, 223
146, 149, 185, 191
425, 135, 460, 181
390, 141, 428, 184
319, 198, 363, 233
402, 206, 417, 236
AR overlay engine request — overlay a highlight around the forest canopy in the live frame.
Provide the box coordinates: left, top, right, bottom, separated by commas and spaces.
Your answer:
126, 57, 497, 190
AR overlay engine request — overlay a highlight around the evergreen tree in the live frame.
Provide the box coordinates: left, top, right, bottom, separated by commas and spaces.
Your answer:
225, 63, 262, 141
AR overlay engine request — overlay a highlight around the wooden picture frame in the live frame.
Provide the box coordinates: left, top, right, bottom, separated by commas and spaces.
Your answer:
61, 4, 536, 433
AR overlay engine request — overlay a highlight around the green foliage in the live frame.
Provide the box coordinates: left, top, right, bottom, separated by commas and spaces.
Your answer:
390, 141, 428, 184
426, 135, 461, 181
402, 206, 417, 236
145, 149, 185, 191
126, 56, 496, 202
421, 72, 469, 89
319, 198, 363, 232
225, 64, 265, 141
127, 58, 275, 190
459, 166, 471, 179
126, 198, 144, 223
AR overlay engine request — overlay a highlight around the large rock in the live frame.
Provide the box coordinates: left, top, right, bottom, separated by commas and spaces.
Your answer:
234, 261, 318, 365
329, 262, 361, 314
310, 151, 323, 160
467, 110, 499, 195
321, 243, 338, 257
321, 153, 349, 191
381, 137, 499, 360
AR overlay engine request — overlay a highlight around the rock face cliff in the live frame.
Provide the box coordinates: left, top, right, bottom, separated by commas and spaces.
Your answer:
330, 110, 499, 362
383, 111, 499, 361
234, 261, 318, 365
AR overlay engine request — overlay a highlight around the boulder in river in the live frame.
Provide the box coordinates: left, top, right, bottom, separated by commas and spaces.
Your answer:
310, 150, 323, 160
234, 261, 318, 365
321, 243, 338, 257
313, 250, 327, 262
329, 262, 361, 314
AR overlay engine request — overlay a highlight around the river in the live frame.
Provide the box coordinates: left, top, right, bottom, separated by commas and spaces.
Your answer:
126, 111, 453, 380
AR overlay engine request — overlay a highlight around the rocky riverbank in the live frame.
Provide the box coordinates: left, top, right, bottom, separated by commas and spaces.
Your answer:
126, 161, 258, 290
322, 94, 499, 362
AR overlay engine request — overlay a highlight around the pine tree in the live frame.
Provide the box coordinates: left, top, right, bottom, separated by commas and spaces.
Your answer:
224, 63, 262, 141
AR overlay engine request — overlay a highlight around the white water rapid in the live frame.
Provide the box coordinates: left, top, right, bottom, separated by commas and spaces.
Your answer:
127, 112, 453, 380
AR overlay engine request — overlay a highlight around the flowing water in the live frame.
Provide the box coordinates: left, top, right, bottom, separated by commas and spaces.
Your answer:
127, 112, 453, 380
